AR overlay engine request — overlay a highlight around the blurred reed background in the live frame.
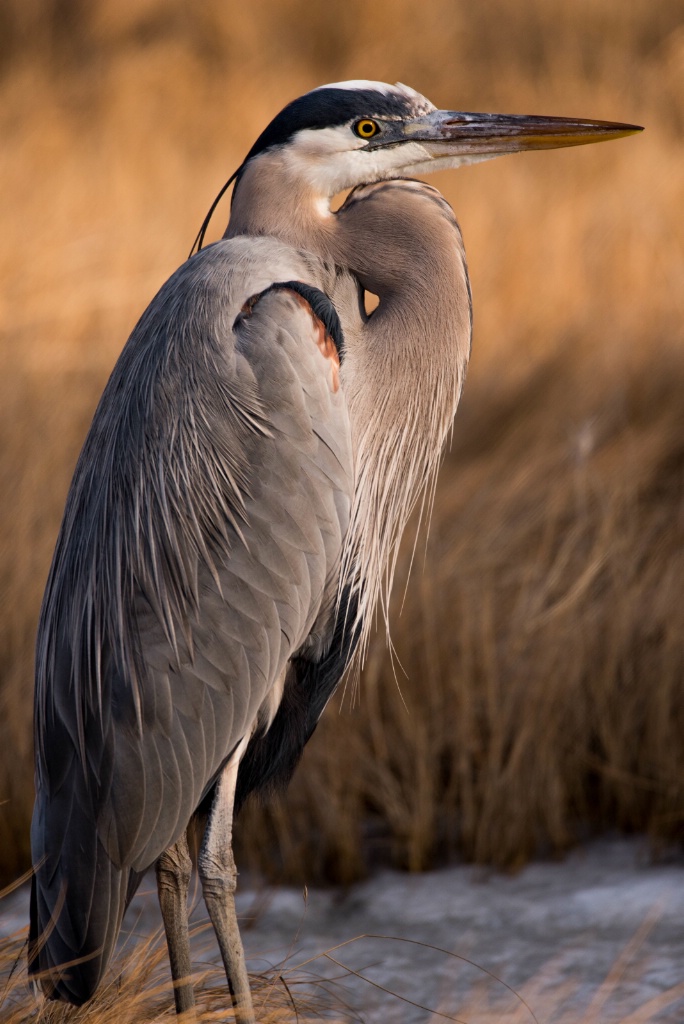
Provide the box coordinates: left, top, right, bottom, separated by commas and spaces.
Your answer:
0, 0, 683, 888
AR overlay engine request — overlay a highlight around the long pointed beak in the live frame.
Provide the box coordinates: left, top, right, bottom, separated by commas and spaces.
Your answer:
395, 109, 643, 158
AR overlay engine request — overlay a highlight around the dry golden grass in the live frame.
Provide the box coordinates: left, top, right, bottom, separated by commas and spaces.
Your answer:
1, 0, 683, 890
0, 924, 341, 1022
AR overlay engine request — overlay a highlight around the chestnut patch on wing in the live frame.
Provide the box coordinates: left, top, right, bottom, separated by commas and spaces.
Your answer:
288, 289, 340, 393
236, 280, 344, 393
239, 294, 261, 317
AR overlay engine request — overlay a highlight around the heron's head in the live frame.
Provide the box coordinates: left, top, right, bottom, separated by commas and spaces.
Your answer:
194, 81, 641, 253
236, 79, 641, 198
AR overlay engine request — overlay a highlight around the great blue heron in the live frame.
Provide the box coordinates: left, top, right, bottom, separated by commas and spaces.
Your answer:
28, 80, 640, 1022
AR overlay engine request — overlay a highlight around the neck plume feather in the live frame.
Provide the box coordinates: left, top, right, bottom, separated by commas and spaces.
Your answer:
331, 180, 472, 667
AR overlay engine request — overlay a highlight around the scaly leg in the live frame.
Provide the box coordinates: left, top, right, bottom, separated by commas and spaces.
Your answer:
156, 832, 195, 1016
198, 740, 254, 1024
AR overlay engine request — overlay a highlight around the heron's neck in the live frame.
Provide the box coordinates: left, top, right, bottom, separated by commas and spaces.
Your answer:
226, 154, 335, 251
229, 168, 472, 659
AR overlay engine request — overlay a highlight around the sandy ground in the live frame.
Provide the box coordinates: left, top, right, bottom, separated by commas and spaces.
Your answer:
2, 839, 683, 1022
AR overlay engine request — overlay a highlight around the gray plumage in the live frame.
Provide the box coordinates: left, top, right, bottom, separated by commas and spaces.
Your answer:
31, 239, 354, 996
29, 80, 641, 1021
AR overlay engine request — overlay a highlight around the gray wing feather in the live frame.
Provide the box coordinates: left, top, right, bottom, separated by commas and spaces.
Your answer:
30, 238, 353, 1000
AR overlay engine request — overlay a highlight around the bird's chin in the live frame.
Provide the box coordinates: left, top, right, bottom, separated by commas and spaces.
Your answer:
403, 152, 496, 176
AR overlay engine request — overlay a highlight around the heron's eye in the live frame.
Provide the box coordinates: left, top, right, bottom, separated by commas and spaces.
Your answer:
353, 119, 380, 139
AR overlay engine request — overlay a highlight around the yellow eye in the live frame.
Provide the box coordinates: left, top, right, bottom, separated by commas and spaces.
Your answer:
354, 119, 380, 139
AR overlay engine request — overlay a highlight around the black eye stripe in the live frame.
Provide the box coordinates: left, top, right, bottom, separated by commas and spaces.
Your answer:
238, 87, 432, 165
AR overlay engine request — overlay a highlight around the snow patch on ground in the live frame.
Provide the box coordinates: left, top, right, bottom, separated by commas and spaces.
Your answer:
3, 839, 682, 1021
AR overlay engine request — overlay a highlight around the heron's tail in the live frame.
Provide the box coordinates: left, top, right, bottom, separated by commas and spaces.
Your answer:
28, 797, 131, 1006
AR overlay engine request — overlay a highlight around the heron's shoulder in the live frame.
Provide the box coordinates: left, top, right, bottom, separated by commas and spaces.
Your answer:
138, 236, 334, 334
188, 236, 330, 293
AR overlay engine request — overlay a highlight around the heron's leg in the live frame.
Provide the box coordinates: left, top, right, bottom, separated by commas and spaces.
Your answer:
198, 740, 254, 1024
156, 831, 195, 1016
